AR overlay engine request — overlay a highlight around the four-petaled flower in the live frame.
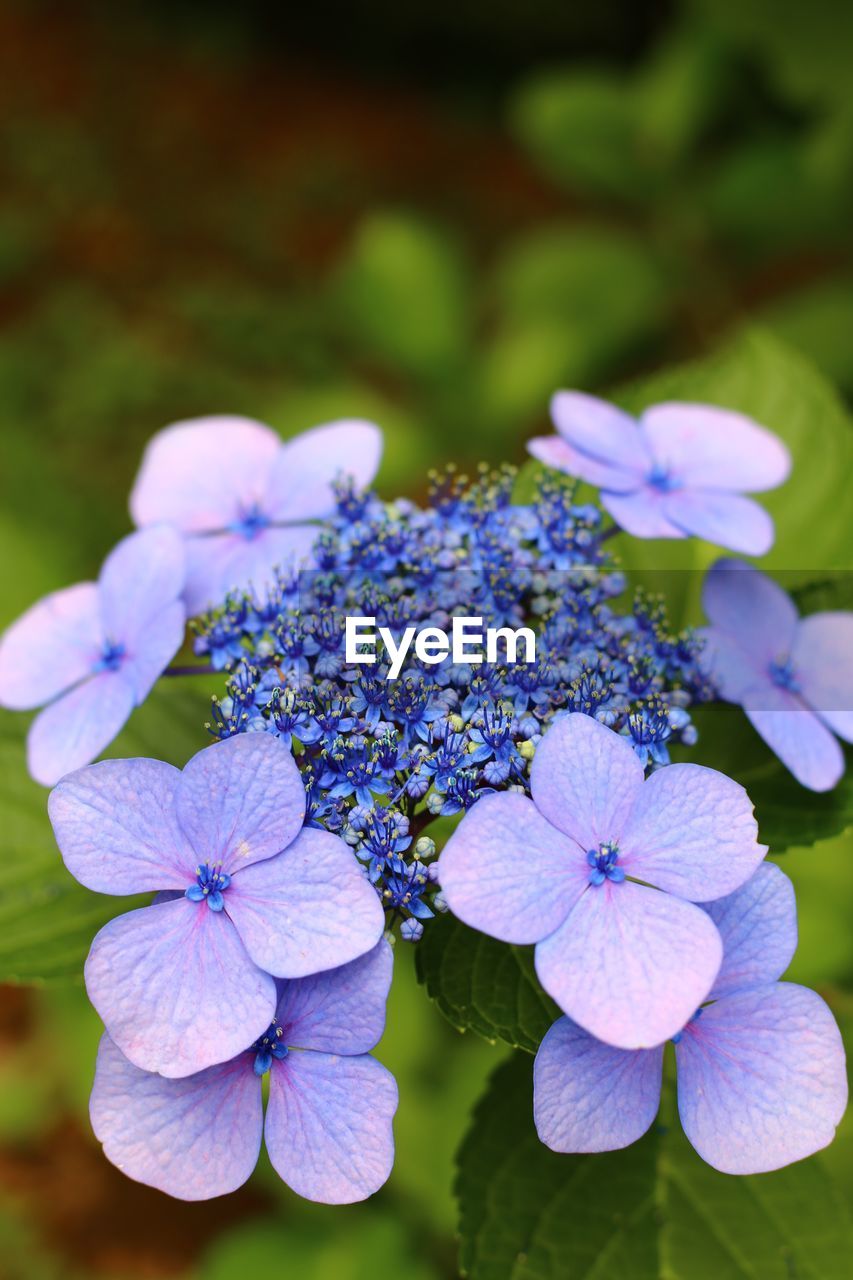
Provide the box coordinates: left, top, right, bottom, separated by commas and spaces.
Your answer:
439, 712, 767, 1048
89, 941, 398, 1203
0, 527, 185, 786
529, 392, 790, 554
701, 558, 853, 792
533, 864, 848, 1173
48, 732, 384, 1076
130, 415, 382, 614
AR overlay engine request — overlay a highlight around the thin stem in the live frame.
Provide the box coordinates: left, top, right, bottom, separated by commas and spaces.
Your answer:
408, 808, 439, 839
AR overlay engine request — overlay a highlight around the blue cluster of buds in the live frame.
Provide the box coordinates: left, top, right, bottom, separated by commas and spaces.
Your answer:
195, 467, 711, 936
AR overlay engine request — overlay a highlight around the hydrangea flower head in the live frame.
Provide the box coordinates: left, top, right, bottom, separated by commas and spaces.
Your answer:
48, 732, 384, 1076
529, 393, 790, 554
533, 864, 848, 1173
0, 527, 185, 786
130, 415, 382, 614
90, 941, 397, 1203
196, 466, 711, 938
702, 559, 853, 792
439, 712, 767, 1048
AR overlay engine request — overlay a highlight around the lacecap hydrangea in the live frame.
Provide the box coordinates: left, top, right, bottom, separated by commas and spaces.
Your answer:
0, 400, 845, 1204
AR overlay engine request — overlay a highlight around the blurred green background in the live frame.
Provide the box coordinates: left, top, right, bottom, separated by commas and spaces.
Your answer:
1, 0, 852, 1275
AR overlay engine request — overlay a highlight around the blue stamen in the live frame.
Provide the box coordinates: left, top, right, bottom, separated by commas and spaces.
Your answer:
587, 841, 625, 886
185, 862, 232, 911
230, 503, 271, 541
646, 464, 680, 493
768, 656, 801, 692
249, 1022, 289, 1076
92, 640, 126, 674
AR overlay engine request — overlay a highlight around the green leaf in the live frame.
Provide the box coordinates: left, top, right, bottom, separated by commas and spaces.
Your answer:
456, 1053, 853, 1280
658, 1122, 853, 1280
415, 914, 559, 1053
493, 228, 671, 342
792, 572, 853, 615
754, 280, 853, 396
334, 213, 470, 380
0, 675, 213, 986
455, 1054, 660, 1280
742, 759, 853, 854
693, 0, 853, 109
509, 72, 646, 203
481, 228, 672, 420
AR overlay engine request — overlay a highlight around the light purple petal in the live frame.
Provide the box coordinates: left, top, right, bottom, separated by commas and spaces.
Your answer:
527, 436, 642, 493
549, 391, 650, 474
702, 559, 799, 663
662, 489, 775, 556
120, 602, 186, 701
640, 404, 791, 493
0, 582, 101, 711
27, 672, 135, 787
182, 525, 318, 616
793, 612, 853, 742
176, 733, 305, 873
265, 1051, 397, 1203
226, 827, 384, 978
699, 628, 770, 703
677, 983, 848, 1174
90, 1033, 262, 1200
438, 792, 588, 945
533, 1017, 663, 1153
98, 526, 185, 639
530, 712, 645, 851
130, 415, 280, 533
48, 757, 194, 893
701, 863, 797, 1001
265, 420, 383, 522
600, 487, 686, 539
275, 940, 393, 1055
744, 684, 844, 792
618, 763, 766, 901
84, 898, 276, 1077
535, 882, 722, 1050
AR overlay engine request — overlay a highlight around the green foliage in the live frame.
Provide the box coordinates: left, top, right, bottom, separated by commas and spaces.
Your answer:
415, 915, 559, 1053
0, 676, 212, 986
481, 228, 672, 420
201, 1215, 442, 1280
456, 1054, 853, 1280
745, 760, 853, 855
758, 281, 853, 391
335, 213, 471, 380
510, 71, 646, 203
509, 20, 730, 203
694, 0, 853, 108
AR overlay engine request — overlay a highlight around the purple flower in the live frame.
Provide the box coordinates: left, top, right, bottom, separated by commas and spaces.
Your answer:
702, 559, 853, 792
130, 415, 383, 615
89, 941, 398, 1203
533, 864, 848, 1173
0, 527, 185, 786
439, 712, 766, 1049
48, 733, 384, 1077
528, 393, 790, 554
